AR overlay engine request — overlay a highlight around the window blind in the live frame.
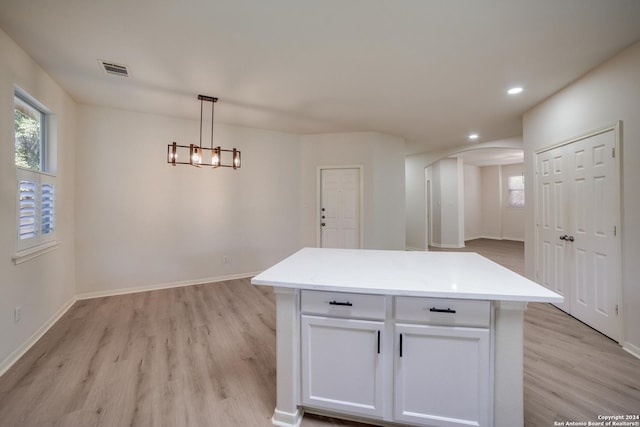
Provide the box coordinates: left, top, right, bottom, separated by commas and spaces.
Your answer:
19, 179, 37, 240
41, 183, 54, 235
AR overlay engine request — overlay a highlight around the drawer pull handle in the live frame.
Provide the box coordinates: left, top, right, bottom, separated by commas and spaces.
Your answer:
329, 300, 353, 307
429, 307, 456, 314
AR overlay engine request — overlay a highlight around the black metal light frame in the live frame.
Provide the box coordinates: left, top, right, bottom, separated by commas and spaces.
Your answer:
167, 95, 241, 169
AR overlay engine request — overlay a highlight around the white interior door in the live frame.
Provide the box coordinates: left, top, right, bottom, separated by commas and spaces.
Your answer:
566, 130, 619, 339
320, 168, 361, 249
537, 148, 571, 312
536, 126, 620, 340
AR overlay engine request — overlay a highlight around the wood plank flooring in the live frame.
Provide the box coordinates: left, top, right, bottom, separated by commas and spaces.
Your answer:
0, 239, 638, 426
434, 239, 640, 425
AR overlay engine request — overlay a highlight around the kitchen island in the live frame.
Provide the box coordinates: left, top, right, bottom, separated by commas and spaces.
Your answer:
252, 248, 562, 427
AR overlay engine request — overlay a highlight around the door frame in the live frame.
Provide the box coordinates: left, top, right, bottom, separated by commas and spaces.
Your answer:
534, 121, 623, 341
316, 166, 364, 248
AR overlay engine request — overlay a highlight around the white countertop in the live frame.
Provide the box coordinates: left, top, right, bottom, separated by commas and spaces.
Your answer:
252, 247, 563, 303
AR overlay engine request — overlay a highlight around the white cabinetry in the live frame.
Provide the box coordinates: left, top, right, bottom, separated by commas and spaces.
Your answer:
300, 291, 492, 427
300, 291, 386, 419
394, 297, 491, 427
301, 316, 384, 418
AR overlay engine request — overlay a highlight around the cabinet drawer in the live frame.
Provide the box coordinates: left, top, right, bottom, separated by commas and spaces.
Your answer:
395, 297, 490, 327
301, 290, 386, 320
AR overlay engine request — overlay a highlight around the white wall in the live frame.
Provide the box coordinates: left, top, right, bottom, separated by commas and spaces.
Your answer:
481, 166, 502, 239
523, 40, 640, 356
74, 113, 407, 296
0, 28, 77, 371
75, 105, 302, 295
299, 132, 406, 250
428, 158, 465, 248
500, 163, 525, 241
479, 164, 525, 241
370, 133, 407, 249
464, 164, 482, 240
428, 163, 441, 245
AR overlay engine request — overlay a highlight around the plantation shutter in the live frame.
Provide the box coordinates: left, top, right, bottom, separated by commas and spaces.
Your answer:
19, 179, 38, 240
16, 168, 56, 251
41, 183, 54, 235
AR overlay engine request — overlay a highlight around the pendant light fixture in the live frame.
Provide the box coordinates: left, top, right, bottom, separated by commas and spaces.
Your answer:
167, 95, 241, 169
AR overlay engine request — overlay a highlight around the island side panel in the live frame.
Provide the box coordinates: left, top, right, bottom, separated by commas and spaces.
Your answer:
494, 301, 528, 427
272, 287, 303, 427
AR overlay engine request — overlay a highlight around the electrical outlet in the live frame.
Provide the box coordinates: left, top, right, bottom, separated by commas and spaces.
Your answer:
223, 256, 229, 264
14, 306, 22, 323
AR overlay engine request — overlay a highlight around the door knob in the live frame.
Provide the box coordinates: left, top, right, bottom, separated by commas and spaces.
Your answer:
321, 223, 326, 227
567, 235, 574, 242
560, 235, 568, 241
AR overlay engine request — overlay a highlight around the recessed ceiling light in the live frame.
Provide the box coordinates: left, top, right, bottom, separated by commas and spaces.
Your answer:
507, 87, 523, 95
468, 133, 479, 140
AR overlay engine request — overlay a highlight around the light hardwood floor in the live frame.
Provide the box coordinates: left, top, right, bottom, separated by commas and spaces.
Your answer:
0, 240, 638, 426
431, 239, 640, 425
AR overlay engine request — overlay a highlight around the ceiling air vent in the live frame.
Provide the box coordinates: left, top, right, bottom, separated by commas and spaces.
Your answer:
99, 60, 130, 78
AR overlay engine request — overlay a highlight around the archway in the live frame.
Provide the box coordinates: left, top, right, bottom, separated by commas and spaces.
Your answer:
405, 139, 524, 251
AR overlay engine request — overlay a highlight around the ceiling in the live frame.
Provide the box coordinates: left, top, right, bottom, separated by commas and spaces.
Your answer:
1, 0, 640, 155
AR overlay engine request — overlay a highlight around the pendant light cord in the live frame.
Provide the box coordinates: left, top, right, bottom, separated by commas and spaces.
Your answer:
211, 98, 216, 150
199, 97, 204, 149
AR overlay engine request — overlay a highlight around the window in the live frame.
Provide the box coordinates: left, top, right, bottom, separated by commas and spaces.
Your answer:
15, 92, 46, 171
507, 174, 525, 208
14, 89, 55, 253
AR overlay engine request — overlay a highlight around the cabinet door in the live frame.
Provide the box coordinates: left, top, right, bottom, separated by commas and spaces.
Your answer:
301, 315, 384, 418
394, 323, 490, 427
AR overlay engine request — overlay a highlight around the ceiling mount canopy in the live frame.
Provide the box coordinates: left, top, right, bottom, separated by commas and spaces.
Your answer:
167, 95, 241, 169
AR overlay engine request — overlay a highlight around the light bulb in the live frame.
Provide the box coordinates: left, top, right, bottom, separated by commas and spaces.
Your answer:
192, 148, 201, 164
232, 149, 241, 169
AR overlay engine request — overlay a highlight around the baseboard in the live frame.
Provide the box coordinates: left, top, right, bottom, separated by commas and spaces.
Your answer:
405, 246, 426, 251
430, 242, 465, 249
272, 408, 303, 427
623, 341, 640, 360
76, 271, 262, 300
501, 236, 525, 242
0, 296, 76, 377
477, 235, 503, 241
472, 235, 525, 242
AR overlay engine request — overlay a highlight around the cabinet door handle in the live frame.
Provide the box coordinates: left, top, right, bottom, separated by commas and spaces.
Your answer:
377, 330, 381, 354
399, 333, 403, 358
328, 300, 353, 307
429, 307, 456, 314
